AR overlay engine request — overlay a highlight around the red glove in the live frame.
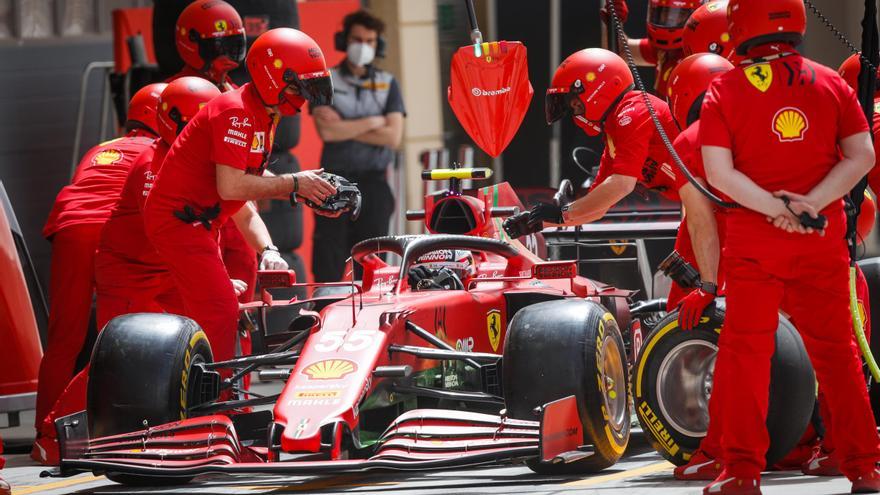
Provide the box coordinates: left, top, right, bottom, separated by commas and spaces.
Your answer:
600, 0, 629, 25
677, 288, 715, 330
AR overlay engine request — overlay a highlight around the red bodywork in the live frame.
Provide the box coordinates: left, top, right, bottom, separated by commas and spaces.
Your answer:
0, 192, 43, 412
58, 181, 615, 477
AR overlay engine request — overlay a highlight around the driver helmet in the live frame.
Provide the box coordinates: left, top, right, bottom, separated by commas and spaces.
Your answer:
413, 250, 475, 281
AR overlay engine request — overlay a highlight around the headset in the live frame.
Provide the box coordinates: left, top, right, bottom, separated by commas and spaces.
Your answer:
334, 23, 386, 58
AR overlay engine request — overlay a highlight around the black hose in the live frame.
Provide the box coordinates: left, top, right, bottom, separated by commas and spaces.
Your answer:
606, 2, 738, 209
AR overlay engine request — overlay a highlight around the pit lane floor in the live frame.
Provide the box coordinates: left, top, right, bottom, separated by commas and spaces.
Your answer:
2, 431, 860, 495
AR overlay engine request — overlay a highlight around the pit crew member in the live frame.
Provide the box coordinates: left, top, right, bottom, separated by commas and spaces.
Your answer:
143, 28, 337, 373
700, 0, 880, 492
602, 0, 702, 95
32, 83, 164, 464
28, 79, 225, 464
170, 0, 260, 303
517, 49, 683, 250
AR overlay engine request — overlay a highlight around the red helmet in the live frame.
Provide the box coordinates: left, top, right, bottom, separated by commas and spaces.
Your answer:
728, 0, 806, 56
156, 77, 221, 145
647, 0, 704, 50
126, 82, 167, 135
246, 28, 333, 116
546, 48, 634, 136
667, 53, 733, 129
175, 0, 246, 80
682, 1, 730, 57
838, 53, 880, 93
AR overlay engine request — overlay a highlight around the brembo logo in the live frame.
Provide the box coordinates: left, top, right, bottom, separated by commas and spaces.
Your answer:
471, 87, 511, 97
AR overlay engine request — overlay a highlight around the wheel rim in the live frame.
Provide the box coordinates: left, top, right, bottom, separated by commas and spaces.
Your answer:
600, 335, 628, 433
656, 339, 717, 437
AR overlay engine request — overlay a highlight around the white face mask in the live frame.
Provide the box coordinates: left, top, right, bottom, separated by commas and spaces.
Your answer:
347, 42, 376, 67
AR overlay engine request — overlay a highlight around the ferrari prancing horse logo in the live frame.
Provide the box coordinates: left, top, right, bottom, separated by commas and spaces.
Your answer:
487, 309, 502, 352
746, 63, 773, 93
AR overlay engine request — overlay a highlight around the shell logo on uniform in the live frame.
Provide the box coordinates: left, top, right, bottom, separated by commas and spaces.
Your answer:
746, 63, 773, 93
92, 149, 123, 166
303, 359, 357, 380
214, 20, 228, 33
273, 58, 283, 69
772, 107, 809, 142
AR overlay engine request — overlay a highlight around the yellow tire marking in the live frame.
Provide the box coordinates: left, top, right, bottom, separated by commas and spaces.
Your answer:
11, 475, 104, 494
562, 460, 673, 487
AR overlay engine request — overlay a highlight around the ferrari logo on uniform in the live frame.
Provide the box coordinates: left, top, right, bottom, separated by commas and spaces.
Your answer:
214, 20, 228, 33
92, 149, 123, 166
746, 63, 773, 92
251, 132, 265, 153
772, 107, 808, 142
303, 359, 357, 380
487, 309, 502, 352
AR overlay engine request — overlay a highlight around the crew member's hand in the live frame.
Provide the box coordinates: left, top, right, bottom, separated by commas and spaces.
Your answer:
259, 249, 288, 271
231, 279, 248, 297
314, 208, 345, 219
294, 169, 337, 204
529, 201, 565, 225
769, 190, 825, 235
600, 0, 629, 24
678, 288, 715, 330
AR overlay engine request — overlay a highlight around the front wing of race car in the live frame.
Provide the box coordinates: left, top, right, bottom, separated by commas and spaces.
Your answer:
53, 396, 589, 478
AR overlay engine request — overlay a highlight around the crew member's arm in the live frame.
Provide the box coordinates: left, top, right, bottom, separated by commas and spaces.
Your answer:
313, 106, 385, 142
354, 112, 404, 148
231, 203, 288, 271
804, 133, 874, 210
600, 0, 649, 65
216, 166, 335, 204
679, 182, 719, 284
703, 146, 804, 225
558, 174, 637, 225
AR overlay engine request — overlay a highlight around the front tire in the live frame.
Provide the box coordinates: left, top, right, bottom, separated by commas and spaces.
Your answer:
504, 299, 630, 473
88, 313, 213, 485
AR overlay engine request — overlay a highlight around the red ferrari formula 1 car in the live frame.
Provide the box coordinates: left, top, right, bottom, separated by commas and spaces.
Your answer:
52, 169, 637, 485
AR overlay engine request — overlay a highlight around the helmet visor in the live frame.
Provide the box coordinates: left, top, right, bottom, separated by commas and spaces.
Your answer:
198, 33, 246, 65
649, 6, 696, 29
545, 89, 572, 125
285, 69, 334, 107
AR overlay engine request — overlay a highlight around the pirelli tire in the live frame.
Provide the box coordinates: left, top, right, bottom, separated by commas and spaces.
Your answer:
88, 313, 213, 486
503, 299, 630, 474
633, 301, 815, 467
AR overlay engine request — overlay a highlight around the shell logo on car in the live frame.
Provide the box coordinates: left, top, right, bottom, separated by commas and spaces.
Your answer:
773, 107, 809, 142
92, 149, 123, 166
303, 359, 357, 380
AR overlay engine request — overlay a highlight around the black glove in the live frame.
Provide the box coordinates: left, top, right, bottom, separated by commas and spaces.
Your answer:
291, 173, 363, 220
529, 201, 564, 224
503, 201, 564, 239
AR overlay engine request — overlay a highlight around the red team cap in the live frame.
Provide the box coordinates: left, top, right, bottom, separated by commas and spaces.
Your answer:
667, 53, 733, 129
126, 82, 168, 135
647, 0, 704, 50
545, 48, 634, 136
682, 1, 730, 57
156, 76, 221, 145
728, 0, 806, 56
175, 0, 246, 75
245, 28, 333, 116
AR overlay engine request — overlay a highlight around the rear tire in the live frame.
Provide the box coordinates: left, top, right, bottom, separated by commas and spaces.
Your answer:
88, 313, 212, 485
633, 301, 815, 467
504, 299, 630, 474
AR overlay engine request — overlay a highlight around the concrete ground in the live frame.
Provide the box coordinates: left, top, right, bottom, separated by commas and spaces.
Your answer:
1, 429, 860, 495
